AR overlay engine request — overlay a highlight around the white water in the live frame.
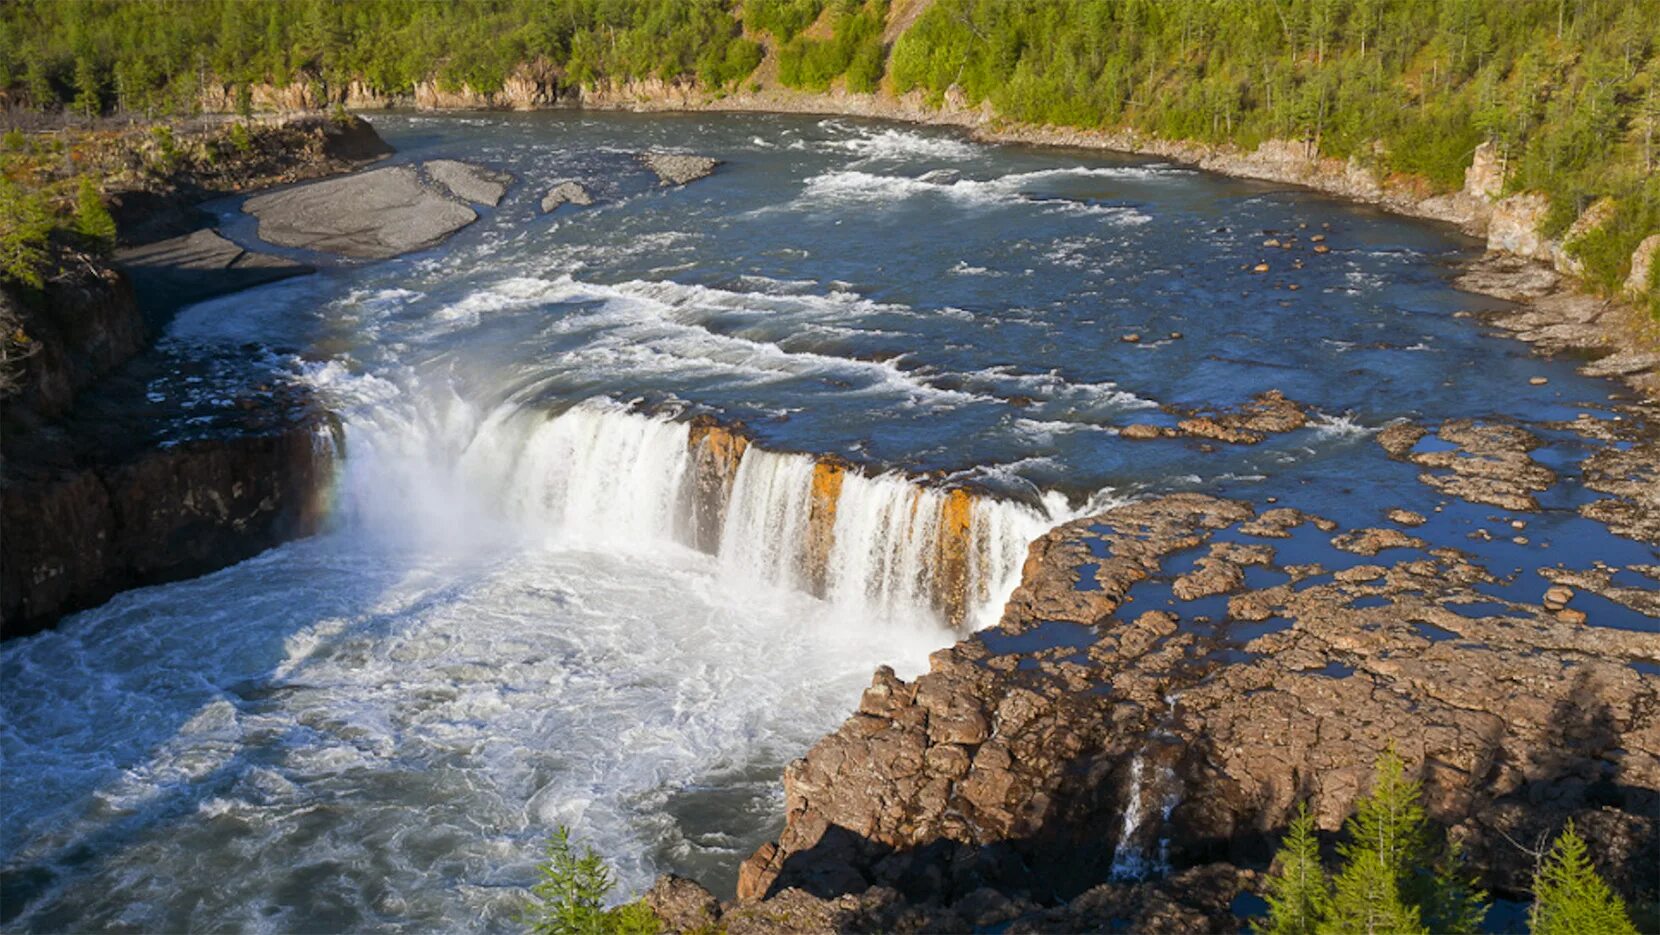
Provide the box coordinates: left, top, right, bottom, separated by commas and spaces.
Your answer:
1108, 750, 1180, 882
346, 392, 1059, 629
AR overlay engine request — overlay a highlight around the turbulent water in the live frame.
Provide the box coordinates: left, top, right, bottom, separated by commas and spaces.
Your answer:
2, 113, 1650, 932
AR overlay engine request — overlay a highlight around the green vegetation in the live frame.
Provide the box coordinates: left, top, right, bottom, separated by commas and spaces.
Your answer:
1256, 751, 1638, 935
0, 176, 54, 289
889, 0, 1660, 313
523, 827, 660, 935
775, 0, 888, 93
2, 0, 1655, 311
744, 0, 826, 43
0, 0, 760, 110
1529, 821, 1641, 935
72, 177, 116, 251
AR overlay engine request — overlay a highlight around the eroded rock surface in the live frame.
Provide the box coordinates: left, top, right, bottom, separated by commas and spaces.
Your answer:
424, 159, 513, 206
243, 164, 479, 258
728, 494, 1660, 925
541, 180, 594, 213
640, 152, 720, 186
116, 228, 312, 314
1121, 389, 1308, 444
1377, 418, 1555, 511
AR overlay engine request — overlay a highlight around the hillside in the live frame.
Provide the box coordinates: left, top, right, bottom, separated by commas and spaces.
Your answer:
3, 0, 1657, 317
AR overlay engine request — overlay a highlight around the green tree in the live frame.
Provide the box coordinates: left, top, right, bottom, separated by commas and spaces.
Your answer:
72, 176, 117, 250
1322, 749, 1485, 935
0, 176, 55, 287
1256, 802, 1330, 935
523, 827, 660, 935
71, 55, 100, 118
1529, 821, 1640, 935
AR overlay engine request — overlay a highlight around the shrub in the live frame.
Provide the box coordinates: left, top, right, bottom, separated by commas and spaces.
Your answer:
523, 827, 661, 935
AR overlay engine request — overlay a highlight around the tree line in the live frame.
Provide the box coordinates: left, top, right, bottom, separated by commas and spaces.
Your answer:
2, 0, 1657, 309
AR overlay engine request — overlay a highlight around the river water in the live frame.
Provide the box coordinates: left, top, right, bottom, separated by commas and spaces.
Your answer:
1, 112, 1650, 932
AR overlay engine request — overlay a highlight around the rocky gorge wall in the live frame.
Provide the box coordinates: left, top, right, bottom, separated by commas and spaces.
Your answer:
0, 116, 392, 638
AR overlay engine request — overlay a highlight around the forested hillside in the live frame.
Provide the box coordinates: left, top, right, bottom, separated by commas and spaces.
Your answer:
2, 0, 1656, 306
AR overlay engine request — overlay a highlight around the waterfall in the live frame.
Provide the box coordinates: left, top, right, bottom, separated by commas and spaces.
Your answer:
342, 398, 1057, 628
1108, 749, 1179, 881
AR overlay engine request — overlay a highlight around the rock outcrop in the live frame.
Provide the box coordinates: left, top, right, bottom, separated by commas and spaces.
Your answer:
244, 164, 481, 258
725, 493, 1659, 922
116, 229, 312, 316
640, 152, 720, 186
425, 159, 513, 206
1376, 418, 1556, 512
1120, 390, 1308, 444
540, 180, 594, 213
1, 265, 337, 637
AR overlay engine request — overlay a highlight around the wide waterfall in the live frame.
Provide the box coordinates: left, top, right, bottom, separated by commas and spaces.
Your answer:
347, 397, 1061, 630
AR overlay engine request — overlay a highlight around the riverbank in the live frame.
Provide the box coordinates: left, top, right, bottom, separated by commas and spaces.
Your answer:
0, 115, 388, 636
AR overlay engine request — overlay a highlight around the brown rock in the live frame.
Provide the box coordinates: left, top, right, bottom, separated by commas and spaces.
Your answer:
644, 875, 721, 933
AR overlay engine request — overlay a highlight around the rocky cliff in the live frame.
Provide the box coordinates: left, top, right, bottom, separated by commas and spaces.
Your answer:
0, 116, 392, 638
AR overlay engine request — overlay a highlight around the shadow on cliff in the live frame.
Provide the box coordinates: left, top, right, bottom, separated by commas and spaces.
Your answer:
753, 668, 1657, 920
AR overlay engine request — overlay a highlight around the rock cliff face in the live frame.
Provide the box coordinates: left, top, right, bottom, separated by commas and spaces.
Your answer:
722, 492, 1659, 923
1, 264, 338, 637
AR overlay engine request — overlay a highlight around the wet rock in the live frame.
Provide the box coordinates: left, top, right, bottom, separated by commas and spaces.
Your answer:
424, 159, 512, 206
918, 168, 961, 185
1119, 423, 1173, 440
1577, 433, 1660, 545
1378, 418, 1555, 512
244, 164, 478, 259
643, 874, 720, 933
1332, 527, 1427, 556
1543, 585, 1574, 610
734, 493, 1660, 922
1162, 390, 1309, 445
640, 152, 720, 186
1387, 508, 1427, 526
540, 180, 594, 213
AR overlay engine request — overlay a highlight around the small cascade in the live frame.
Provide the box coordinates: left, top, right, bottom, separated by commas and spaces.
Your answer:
347, 399, 1058, 628
1107, 748, 1182, 881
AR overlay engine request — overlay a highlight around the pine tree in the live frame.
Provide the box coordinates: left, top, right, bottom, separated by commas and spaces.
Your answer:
1529, 821, 1639, 935
1257, 802, 1331, 935
71, 56, 101, 118
72, 177, 117, 250
1322, 749, 1433, 935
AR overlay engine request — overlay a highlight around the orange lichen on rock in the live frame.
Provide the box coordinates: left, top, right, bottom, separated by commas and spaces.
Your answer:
934, 488, 976, 629
686, 417, 751, 552
802, 459, 847, 596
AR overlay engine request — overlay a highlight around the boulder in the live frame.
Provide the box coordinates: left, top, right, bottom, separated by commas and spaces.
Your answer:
424, 159, 513, 206
640, 152, 720, 186
541, 180, 594, 213
243, 165, 477, 259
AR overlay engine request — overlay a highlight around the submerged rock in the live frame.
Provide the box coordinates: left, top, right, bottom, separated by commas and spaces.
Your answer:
424, 159, 513, 206
540, 180, 594, 213
640, 152, 720, 186
243, 164, 478, 259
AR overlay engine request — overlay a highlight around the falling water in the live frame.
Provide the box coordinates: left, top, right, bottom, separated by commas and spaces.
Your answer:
345, 397, 1058, 629
1108, 749, 1180, 882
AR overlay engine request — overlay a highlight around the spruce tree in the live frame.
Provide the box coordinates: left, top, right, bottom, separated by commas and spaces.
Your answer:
1529, 821, 1639, 935
1257, 802, 1331, 935
1320, 749, 1486, 935
73, 177, 117, 251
